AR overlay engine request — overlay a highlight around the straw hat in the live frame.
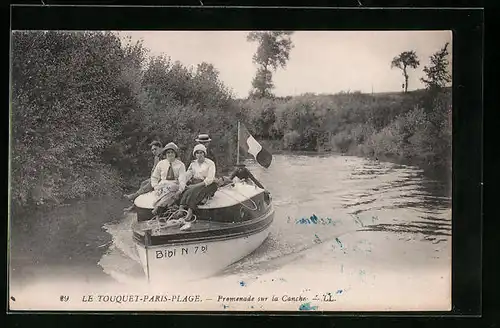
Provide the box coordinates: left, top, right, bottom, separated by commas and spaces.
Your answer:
195, 134, 212, 143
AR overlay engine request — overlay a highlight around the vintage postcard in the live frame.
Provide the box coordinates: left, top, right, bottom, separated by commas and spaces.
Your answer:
9, 29, 453, 312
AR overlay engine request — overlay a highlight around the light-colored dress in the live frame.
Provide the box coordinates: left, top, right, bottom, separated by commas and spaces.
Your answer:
150, 159, 186, 208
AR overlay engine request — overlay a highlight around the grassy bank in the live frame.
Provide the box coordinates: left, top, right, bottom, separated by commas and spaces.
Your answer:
239, 88, 452, 186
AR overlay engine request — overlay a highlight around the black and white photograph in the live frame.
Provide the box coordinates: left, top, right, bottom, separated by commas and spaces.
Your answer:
9, 29, 453, 311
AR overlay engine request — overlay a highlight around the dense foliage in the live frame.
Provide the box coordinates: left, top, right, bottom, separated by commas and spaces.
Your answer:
10, 31, 451, 216
238, 39, 451, 171
238, 88, 451, 169
420, 42, 452, 91
11, 31, 240, 212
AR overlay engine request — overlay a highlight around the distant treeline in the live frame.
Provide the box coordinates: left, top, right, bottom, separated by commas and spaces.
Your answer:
237, 88, 452, 170
11, 31, 242, 212
10, 31, 452, 214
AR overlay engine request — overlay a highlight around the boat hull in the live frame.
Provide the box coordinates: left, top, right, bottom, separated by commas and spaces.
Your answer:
135, 209, 273, 282
132, 181, 274, 282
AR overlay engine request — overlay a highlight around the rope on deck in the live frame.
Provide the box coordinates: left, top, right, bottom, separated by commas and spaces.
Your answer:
141, 208, 197, 234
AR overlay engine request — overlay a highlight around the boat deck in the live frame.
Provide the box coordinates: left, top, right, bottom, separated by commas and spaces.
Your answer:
132, 219, 236, 236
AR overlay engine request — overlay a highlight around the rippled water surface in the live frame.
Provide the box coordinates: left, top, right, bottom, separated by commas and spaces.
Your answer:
99, 154, 451, 285
10, 154, 452, 311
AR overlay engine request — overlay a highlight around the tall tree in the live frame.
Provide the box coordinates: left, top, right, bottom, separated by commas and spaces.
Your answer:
247, 31, 294, 98
420, 42, 452, 91
391, 50, 420, 93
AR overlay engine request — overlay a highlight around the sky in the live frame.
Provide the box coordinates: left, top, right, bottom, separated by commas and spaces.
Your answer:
118, 30, 452, 99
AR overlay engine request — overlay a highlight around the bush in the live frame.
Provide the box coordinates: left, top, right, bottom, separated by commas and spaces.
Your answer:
10, 31, 241, 212
330, 131, 355, 153
11, 31, 133, 208
283, 130, 301, 150
238, 90, 432, 153
137, 57, 240, 171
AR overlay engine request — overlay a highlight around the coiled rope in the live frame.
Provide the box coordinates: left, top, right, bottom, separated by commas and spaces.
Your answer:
142, 208, 197, 234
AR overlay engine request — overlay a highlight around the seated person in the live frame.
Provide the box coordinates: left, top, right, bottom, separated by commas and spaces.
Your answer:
194, 133, 217, 169
173, 144, 217, 230
216, 164, 265, 189
150, 142, 186, 215
123, 140, 164, 211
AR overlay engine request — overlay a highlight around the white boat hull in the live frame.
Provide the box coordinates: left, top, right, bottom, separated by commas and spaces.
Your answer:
135, 219, 272, 283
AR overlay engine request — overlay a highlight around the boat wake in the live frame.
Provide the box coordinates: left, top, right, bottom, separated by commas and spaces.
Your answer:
97, 154, 450, 287
98, 206, 365, 285
98, 214, 145, 285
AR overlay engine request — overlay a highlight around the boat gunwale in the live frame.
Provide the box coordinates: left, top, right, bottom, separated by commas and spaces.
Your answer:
135, 183, 268, 210
133, 208, 274, 248
134, 203, 274, 235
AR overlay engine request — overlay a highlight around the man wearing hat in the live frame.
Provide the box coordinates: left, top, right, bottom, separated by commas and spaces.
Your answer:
194, 133, 217, 169
195, 133, 240, 188
123, 140, 164, 211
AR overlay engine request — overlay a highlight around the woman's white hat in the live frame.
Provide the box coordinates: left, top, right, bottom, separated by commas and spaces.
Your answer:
193, 144, 207, 156
161, 142, 179, 156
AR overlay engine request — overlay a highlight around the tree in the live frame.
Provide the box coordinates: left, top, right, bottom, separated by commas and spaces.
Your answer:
10, 30, 241, 210
420, 42, 452, 91
10, 31, 137, 207
247, 31, 294, 98
255, 105, 277, 139
192, 62, 233, 108
250, 68, 274, 99
391, 50, 420, 93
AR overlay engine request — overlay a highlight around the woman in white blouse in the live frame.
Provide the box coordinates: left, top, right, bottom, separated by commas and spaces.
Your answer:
150, 142, 186, 215
175, 143, 217, 228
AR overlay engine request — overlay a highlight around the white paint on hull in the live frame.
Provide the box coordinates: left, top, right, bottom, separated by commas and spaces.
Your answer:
135, 225, 272, 283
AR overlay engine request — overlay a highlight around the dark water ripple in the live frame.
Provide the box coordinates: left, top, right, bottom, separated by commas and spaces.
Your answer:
360, 215, 451, 244
342, 198, 377, 208
94, 154, 452, 281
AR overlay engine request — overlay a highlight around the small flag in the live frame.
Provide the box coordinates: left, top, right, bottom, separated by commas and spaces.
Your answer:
238, 123, 273, 168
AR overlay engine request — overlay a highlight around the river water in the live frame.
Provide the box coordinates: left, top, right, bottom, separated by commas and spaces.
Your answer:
9, 154, 452, 311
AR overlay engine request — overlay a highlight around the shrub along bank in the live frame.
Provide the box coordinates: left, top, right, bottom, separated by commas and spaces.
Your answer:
237, 88, 452, 174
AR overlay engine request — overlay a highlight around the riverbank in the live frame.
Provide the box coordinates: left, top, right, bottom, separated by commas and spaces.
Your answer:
259, 139, 451, 194
241, 87, 451, 190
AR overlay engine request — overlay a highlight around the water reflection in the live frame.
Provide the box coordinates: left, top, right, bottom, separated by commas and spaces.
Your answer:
343, 158, 451, 244
360, 215, 451, 244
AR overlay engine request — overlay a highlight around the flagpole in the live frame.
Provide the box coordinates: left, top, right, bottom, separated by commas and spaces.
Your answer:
236, 121, 240, 165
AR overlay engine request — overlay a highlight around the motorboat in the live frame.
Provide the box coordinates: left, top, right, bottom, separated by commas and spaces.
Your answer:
131, 166, 274, 282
